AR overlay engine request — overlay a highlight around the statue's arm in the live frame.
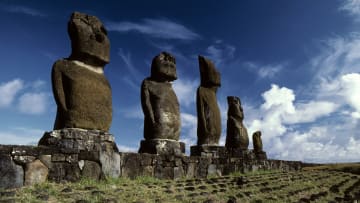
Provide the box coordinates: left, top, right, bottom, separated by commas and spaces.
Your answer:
141, 80, 155, 124
51, 62, 67, 111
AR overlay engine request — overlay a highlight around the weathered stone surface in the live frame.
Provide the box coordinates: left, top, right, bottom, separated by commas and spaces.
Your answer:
24, 159, 48, 186
100, 150, 120, 178
225, 96, 249, 150
140, 52, 180, 141
252, 131, 267, 160
138, 139, 185, 156
38, 155, 52, 168
13, 155, 36, 165
52, 11, 112, 131
68, 12, 110, 65
253, 131, 263, 153
38, 129, 117, 153
196, 55, 221, 145
48, 162, 80, 182
81, 160, 101, 180
121, 153, 141, 178
190, 145, 227, 158
0, 155, 23, 188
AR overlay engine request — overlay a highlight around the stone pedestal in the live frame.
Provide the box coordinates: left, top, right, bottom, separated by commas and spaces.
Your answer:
37, 128, 120, 181
138, 139, 185, 156
226, 148, 255, 159
190, 145, 227, 158
254, 151, 267, 160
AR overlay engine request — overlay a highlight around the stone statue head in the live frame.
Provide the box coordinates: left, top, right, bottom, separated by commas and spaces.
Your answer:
198, 55, 221, 87
227, 96, 244, 121
68, 12, 110, 66
150, 52, 177, 82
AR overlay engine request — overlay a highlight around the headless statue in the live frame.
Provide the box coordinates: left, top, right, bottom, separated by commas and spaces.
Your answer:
225, 96, 249, 150
141, 52, 181, 140
196, 55, 221, 145
52, 12, 112, 131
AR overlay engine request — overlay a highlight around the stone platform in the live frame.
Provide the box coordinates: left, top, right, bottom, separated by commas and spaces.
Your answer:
138, 139, 185, 156
190, 145, 227, 158
0, 129, 302, 189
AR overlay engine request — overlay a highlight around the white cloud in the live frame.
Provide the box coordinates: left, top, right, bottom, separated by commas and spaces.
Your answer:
340, 0, 360, 19
244, 62, 284, 79
179, 113, 197, 152
0, 127, 44, 145
117, 144, 138, 152
205, 43, 236, 66
173, 78, 198, 107
107, 18, 200, 40
0, 4, 45, 17
0, 79, 24, 108
18, 92, 48, 115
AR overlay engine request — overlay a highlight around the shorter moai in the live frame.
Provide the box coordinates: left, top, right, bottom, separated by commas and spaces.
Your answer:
190, 56, 226, 158
138, 52, 185, 156
252, 131, 267, 160
225, 96, 251, 157
37, 12, 120, 182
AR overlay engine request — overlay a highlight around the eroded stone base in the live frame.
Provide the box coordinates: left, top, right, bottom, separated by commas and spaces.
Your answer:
190, 145, 227, 158
254, 151, 267, 160
138, 139, 185, 156
226, 148, 256, 159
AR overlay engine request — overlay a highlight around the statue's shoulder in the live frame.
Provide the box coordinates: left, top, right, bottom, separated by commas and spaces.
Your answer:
52, 59, 72, 72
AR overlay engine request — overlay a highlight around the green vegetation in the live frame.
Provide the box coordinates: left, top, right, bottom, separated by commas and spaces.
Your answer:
0, 169, 359, 203
303, 162, 360, 174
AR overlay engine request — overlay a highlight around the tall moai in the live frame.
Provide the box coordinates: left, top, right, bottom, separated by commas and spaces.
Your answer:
138, 52, 185, 156
191, 55, 225, 157
225, 96, 249, 150
38, 12, 120, 181
51, 12, 112, 131
252, 131, 267, 160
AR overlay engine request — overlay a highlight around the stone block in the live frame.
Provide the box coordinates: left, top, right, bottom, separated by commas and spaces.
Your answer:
13, 155, 36, 165
24, 160, 48, 186
138, 139, 185, 156
190, 145, 226, 158
81, 160, 101, 180
39, 155, 52, 168
100, 150, 120, 178
0, 155, 24, 188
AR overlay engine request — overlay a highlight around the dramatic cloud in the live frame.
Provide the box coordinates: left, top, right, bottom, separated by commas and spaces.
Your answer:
107, 19, 200, 40
0, 79, 24, 108
18, 92, 48, 115
0, 4, 45, 17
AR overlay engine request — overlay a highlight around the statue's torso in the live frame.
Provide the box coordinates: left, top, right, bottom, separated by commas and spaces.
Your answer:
52, 59, 112, 131
196, 86, 221, 145
141, 79, 180, 140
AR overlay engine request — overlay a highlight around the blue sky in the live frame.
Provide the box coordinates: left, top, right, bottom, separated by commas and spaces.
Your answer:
0, 0, 359, 163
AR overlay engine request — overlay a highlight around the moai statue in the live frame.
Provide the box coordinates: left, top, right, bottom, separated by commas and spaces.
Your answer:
51, 12, 112, 131
191, 56, 224, 157
252, 131, 267, 160
225, 96, 249, 150
38, 12, 120, 181
138, 52, 185, 155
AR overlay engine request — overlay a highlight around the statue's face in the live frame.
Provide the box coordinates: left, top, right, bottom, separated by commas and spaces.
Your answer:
68, 12, 110, 65
199, 56, 221, 87
151, 52, 177, 81
227, 96, 244, 119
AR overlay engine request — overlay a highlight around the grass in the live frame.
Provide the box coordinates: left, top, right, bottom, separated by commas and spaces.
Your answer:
303, 162, 360, 174
0, 168, 359, 203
